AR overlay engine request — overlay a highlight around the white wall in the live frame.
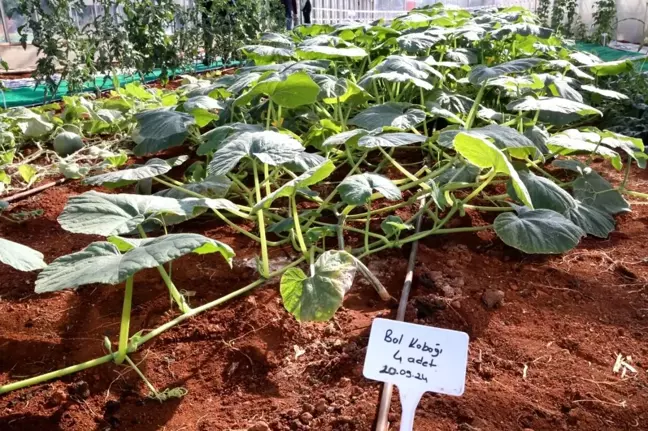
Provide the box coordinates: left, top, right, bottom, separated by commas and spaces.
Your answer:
575, 0, 646, 44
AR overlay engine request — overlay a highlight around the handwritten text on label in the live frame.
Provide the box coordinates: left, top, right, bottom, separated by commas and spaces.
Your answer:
363, 318, 469, 396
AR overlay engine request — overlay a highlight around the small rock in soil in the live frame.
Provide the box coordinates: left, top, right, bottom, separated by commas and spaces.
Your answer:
248, 421, 270, 431
451, 300, 461, 309
285, 408, 299, 419
440, 283, 455, 297
47, 389, 67, 407
302, 403, 314, 414
429, 271, 444, 283
315, 399, 328, 415
300, 412, 313, 424
337, 416, 354, 424
67, 380, 90, 399
482, 289, 505, 309
342, 342, 357, 353
339, 377, 351, 388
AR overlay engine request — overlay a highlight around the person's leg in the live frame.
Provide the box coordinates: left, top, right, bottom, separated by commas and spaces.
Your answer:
303, 0, 311, 24
285, 1, 293, 30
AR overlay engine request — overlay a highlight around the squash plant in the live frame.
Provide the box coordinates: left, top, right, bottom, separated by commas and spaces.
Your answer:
2, 4, 648, 396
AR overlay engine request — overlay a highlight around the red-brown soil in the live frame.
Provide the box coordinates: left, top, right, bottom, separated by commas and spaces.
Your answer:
0, 162, 647, 431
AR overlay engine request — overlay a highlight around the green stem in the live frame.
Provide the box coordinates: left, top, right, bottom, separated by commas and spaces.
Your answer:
152, 177, 251, 219
123, 355, 160, 398
364, 206, 371, 253
378, 147, 431, 191
463, 204, 513, 212
266, 99, 273, 130
357, 225, 491, 259
620, 155, 632, 190
263, 163, 271, 197
136, 256, 306, 347
114, 277, 134, 365
137, 225, 191, 313
0, 354, 115, 395
420, 87, 428, 136
462, 169, 496, 204
291, 194, 308, 255
623, 190, 648, 199
228, 174, 254, 204
465, 85, 486, 130
252, 162, 270, 278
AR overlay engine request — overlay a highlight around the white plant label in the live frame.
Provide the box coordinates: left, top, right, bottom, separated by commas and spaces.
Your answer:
363, 318, 469, 430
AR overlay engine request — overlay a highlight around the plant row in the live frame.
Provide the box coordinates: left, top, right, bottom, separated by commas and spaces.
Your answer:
1, 3, 646, 397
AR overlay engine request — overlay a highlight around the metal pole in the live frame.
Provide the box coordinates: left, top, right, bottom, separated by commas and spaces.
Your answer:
0, 0, 12, 43
374, 197, 426, 431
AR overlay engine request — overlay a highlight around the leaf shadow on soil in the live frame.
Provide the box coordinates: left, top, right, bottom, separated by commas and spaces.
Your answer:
0, 405, 69, 431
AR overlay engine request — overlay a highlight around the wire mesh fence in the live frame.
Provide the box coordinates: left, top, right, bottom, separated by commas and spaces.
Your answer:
309, 0, 538, 25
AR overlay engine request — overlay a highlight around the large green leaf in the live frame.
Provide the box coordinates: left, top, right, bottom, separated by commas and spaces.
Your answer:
569, 51, 602, 66
84, 156, 188, 188
207, 131, 304, 176
545, 59, 594, 80
357, 131, 426, 148
469, 58, 543, 85
260, 32, 294, 48
553, 159, 630, 215
392, 13, 433, 30
296, 45, 367, 60
284, 152, 327, 173
494, 206, 584, 254
453, 133, 533, 208
563, 202, 615, 238
58, 191, 237, 236
15, 110, 54, 138
588, 59, 634, 77
506, 97, 602, 125
132, 109, 195, 156
359, 71, 433, 91
547, 129, 621, 169
253, 160, 335, 211
427, 88, 473, 114
349, 103, 426, 131
299, 34, 350, 47
236, 71, 320, 108
280, 250, 357, 321
434, 160, 480, 186
240, 45, 294, 63
0, 238, 47, 272
183, 96, 225, 112
337, 173, 401, 205
580, 85, 628, 100
374, 55, 441, 80
321, 129, 370, 148
227, 72, 263, 95
597, 130, 646, 168
491, 23, 552, 39
313, 75, 371, 105
397, 32, 444, 53
439, 125, 544, 159
198, 123, 265, 155
572, 169, 630, 215
35, 234, 234, 293
507, 170, 574, 212
154, 175, 232, 199
445, 48, 478, 65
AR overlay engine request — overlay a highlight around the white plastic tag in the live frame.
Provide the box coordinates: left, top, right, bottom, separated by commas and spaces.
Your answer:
363, 318, 469, 430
